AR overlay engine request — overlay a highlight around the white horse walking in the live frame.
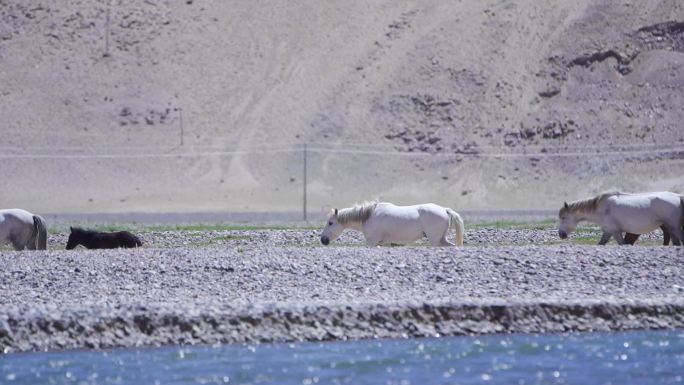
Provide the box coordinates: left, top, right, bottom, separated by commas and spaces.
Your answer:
320, 201, 464, 247
558, 191, 684, 245
0, 209, 48, 250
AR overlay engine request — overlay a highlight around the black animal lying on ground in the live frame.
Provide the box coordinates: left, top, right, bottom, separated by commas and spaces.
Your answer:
66, 227, 142, 249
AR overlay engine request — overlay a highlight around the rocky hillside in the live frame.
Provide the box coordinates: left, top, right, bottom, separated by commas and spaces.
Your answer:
1, 0, 683, 213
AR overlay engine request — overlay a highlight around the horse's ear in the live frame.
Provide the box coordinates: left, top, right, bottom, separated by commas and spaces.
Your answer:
334, 208, 338, 216
70, 226, 73, 231
564, 202, 569, 209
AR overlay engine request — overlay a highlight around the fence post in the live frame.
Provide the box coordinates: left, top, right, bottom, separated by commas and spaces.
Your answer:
303, 143, 307, 221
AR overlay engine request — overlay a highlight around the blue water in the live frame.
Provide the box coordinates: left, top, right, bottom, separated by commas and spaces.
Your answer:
2, 330, 683, 385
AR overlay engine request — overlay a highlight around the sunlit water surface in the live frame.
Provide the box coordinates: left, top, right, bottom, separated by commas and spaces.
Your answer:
2, 330, 683, 384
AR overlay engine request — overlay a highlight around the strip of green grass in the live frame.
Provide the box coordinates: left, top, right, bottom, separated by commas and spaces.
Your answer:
49, 223, 320, 234
210, 235, 251, 242
468, 218, 557, 230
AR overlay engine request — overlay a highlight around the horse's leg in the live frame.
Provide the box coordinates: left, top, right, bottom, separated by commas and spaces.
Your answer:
623, 233, 639, 245
611, 231, 626, 245
25, 229, 36, 250
598, 232, 612, 245
439, 239, 455, 246
10, 226, 34, 250
427, 231, 454, 246
423, 219, 454, 247
661, 225, 672, 246
10, 236, 25, 251
664, 224, 682, 246
664, 202, 684, 246
437, 226, 456, 247
427, 230, 454, 246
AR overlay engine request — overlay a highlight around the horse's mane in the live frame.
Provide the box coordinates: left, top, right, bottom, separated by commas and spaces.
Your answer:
337, 201, 378, 224
561, 191, 624, 215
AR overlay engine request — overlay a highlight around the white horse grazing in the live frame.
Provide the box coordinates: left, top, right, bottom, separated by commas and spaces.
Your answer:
558, 191, 684, 245
320, 201, 464, 247
0, 209, 48, 250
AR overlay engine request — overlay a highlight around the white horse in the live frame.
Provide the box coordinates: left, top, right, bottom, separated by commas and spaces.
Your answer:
0, 209, 48, 250
320, 201, 464, 247
558, 191, 684, 245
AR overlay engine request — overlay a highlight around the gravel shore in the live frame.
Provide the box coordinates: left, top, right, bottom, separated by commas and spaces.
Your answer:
1, 229, 683, 353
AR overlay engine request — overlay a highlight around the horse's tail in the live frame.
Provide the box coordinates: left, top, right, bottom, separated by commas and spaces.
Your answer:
446, 208, 464, 247
32, 215, 48, 250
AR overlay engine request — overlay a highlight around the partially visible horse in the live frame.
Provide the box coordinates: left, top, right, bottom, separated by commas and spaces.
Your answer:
0, 209, 48, 250
320, 201, 464, 247
558, 191, 684, 245
66, 227, 142, 249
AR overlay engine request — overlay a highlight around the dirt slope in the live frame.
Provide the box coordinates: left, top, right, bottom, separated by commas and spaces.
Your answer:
1, 0, 683, 213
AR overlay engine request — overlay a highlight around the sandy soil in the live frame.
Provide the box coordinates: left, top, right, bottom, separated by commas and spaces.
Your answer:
1, 1, 684, 213
1, 228, 683, 353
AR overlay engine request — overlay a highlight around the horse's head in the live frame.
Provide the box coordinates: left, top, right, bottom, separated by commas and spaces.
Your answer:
66, 226, 81, 250
558, 202, 578, 239
320, 208, 343, 245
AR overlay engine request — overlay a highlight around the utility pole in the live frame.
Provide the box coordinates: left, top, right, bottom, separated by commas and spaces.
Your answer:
178, 107, 184, 146
303, 143, 307, 221
104, 0, 111, 57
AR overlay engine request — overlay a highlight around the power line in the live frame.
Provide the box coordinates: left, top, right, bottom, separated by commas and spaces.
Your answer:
0, 148, 298, 159
1, 140, 682, 152
0, 145, 682, 159
304, 147, 684, 158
